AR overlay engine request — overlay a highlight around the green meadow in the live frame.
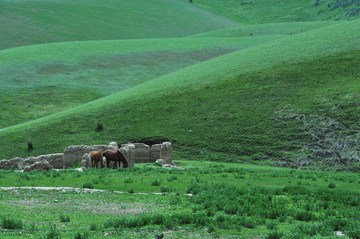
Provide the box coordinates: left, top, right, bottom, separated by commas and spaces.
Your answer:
1, 0, 360, 238
1, 161, 360, 238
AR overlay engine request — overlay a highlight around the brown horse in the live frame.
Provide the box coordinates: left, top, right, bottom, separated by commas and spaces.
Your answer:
103, 150, 129, 169
90, 151, 105, 169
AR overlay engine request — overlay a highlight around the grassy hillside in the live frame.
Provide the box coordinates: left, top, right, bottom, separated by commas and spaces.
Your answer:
0, 21, 339, 129
194, 0, 360, 24
1, 20, 359, 170
0, 0, 237, 50
0, 37, 276, 129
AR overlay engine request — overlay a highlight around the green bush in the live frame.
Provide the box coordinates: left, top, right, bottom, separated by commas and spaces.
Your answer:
1, 218, 23, 229
328, 181, 336, 188
74, 231, 89, 239
59, 214, 70, 223
82, 182, 94, 189
46, 224, 61, 239
151, 179, 161, 186
265, 230, 283, 239
124, 177, 134, 183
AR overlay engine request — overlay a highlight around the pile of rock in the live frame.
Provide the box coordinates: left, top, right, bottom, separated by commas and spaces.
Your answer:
0, 141, 174, 172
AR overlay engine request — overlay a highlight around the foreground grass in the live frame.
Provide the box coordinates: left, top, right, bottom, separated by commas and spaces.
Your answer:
0, 161, 359, 238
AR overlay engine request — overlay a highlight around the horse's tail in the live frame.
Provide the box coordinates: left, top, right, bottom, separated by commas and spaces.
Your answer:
118, 150, 129, 168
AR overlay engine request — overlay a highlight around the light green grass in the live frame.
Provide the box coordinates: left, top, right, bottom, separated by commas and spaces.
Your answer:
0, 161, 359, 238
0, 20, 359, 170
0, 37, 271, 128
190, 21, 338, 38
0, 0, 237, 50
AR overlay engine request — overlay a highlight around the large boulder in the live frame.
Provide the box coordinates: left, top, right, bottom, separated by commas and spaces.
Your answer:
0, 157, 24, 170
23, 159, 53, 172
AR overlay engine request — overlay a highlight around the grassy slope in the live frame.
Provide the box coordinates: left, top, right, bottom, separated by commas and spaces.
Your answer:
0, 37, 253, 128
0, 21, 341, 129
0, 20, 359, 169
194, 0, 360, 24
0, 0, 237, 50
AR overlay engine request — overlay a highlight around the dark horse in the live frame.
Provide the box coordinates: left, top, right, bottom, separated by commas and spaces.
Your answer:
90, 151, 105, 169
103, 150, 129, 169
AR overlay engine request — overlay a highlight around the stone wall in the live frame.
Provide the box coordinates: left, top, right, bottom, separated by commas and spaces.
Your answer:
0, 141, 173, 170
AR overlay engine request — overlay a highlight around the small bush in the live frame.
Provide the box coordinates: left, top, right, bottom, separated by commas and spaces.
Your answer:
265, 230, 284, 239
124, 177, 134, 183
89, 223, 97, 231
167, 175, 177, 182
82, 182, 94, 189
46, 224, 61, 239
328, 182, 336, 188
151, 179, 161, 186
74, 231, 89, 239
59, 214, 70, 223
27, 142, 33, 151
160, 186, 171, 192
95, 122, 104, 132
1, 218, 23, 229
128, 188, 135, 193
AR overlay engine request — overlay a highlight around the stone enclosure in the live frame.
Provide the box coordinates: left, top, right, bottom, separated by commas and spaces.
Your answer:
0, 142, 174, 172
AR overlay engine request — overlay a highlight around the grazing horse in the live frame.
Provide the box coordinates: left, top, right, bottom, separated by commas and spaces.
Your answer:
90, 151, 105, 169
103, 150, 129, 169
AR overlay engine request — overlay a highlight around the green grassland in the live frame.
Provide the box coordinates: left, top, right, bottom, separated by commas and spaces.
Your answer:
1, 20, 359, 171
1, 0, 360, 238
194, 0, 360, 24
0, 0, 237, 50
1, 161, 360, 238
0, 37, 249, 128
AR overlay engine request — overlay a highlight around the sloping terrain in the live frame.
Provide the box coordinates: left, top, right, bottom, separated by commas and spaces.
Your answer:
0, 0, 237, 50
1, 20, 359, 171
0, 37, 248, 128
194, 0, 360, 24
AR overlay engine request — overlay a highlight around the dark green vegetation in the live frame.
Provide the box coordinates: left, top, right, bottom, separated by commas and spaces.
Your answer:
1, 161, 360, 238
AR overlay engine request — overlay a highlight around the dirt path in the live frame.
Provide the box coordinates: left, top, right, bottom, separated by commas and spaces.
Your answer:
0, 186, 193, 196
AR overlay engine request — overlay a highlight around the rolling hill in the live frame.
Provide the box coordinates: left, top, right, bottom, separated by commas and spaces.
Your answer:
1, 19, 359, 171
0, 0, 237, 50
0, 0, 360, 170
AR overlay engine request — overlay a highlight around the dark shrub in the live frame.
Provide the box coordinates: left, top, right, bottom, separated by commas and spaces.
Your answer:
59, 214, 70, 223
95, 122, 103, 132
1, 218, 23, 229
